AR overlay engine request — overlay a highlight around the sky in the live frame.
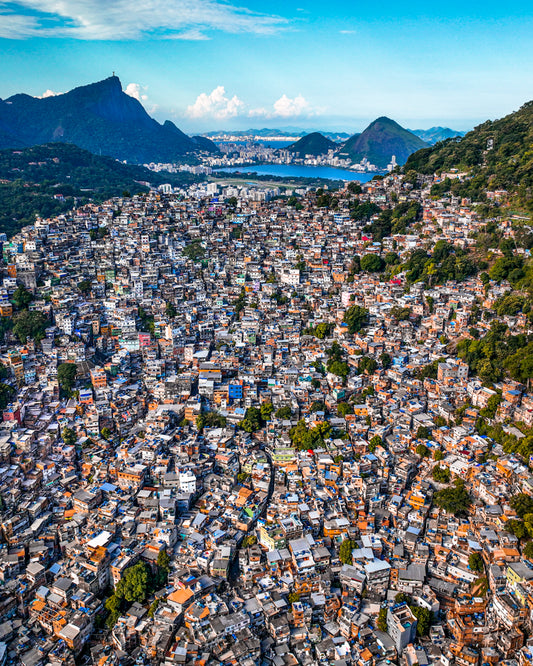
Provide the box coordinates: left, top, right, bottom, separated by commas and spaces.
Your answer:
1, 0, 533, 133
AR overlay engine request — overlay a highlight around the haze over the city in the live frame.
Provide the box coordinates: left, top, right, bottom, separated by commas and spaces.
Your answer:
1, 0, 533, 133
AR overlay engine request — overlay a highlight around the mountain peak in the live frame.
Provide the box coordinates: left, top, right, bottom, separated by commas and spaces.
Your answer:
287, 132, 336, 156
0, 77, 218, 163
338, 117, 427, 168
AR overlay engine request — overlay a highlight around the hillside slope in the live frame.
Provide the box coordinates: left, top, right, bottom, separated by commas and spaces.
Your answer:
405, 100, 533, 210
0, 77, 217, 163
286, 132, 336, 156
338, 117, 427, 168
0, 143, 201, 237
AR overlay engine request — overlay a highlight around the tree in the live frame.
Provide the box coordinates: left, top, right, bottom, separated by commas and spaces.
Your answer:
432, 465, 450, 484
344, 305, 368, 334
13, 310, 47, 343
395, 592, 410, 604
148, 598, 160, 618
62, 427, 77, 447
337, 402, 353, 418
105, 593, 122, 627
78, 279, 92, 294
260, 402, 274, 421
275, 406, 292, 420
433, 450, 444, 461
416, 443, 430, 458
511, 493, 533, 519
523, 542, 533, 560
100, 426, 112, 441
369, 435, 382, 452
11, 285, 33, 310
57, 362, 77, 395
327, 360, 349, 380
288, 592, 301, 604
241, 406, 263, 432
289, 419, 331, 451
339, 538, 355, 565
410, 605, 432, 636
196, 412, 227, 432
506, 519, 528, 540
434, 479, 471, 515
314, 322, 333, 339
377, 607, 388, 632
115, 562, 151, 603
360, 254, 384, 272
358, 356, 378, 375
416, 425, 431, 440
0, 383, 15, 410
468, 552, 484, 572
380, 352, 392, 369
166, 302, 177, 318
156, 549, 171, 586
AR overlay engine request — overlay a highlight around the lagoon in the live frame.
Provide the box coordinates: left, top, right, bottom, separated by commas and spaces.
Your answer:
215, 164, 381, 182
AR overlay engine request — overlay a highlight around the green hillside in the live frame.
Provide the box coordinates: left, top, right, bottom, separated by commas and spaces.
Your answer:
286, 132, 337, 156
338, 117, 427, 168
0, 143, 201, 237
405, 100, 533, 211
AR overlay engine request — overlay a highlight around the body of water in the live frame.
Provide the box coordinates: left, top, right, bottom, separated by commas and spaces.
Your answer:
215, 164, 381, 182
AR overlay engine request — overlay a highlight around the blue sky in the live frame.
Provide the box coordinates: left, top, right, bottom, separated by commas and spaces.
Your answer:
1, 0, 533, 133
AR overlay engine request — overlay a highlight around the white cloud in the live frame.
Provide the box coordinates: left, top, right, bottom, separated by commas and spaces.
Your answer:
339, 29, 356, 34
0, 12, 39, 39
38, 89, 61, 98
3, 0, 287, 40
249, 94, 315, 119
187, 86, 244, 120
273, 94, 310, 117
125, 83, 148, 102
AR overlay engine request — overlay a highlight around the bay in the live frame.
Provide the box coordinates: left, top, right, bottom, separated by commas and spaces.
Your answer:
214, 164, 381, 182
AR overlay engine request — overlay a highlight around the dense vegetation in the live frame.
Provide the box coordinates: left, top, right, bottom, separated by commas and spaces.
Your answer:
286, 132, 337, 157
338, 117, 427, 168
457, 322, 533, 385
0, 143, 201, 237
405, 100, 533, 211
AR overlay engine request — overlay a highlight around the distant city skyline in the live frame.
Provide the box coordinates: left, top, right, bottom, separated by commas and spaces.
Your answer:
1, 0, 533, 133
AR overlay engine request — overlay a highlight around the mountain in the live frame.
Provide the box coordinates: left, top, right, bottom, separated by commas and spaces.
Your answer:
410, 126, 466, 145
0, 143, 202, 237
202, 128, 351, 141
0, 76, 217, 163
404, 100, 533, 210
338, 117, 427, 168
286, 132, 337, 156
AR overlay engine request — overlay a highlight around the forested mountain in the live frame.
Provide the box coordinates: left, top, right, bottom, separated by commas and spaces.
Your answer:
0, 143, 201, 237
338, 117, 427, 168
286, 132, 337, 156
405, 100, 533, 211
0, 76, 217, 163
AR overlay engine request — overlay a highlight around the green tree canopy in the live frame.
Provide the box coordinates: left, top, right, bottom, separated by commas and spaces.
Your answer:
115, 562, 151, 603
57, 362, 77, 395
275, 405, 292, 420
468, 552, 484, 572
339, 538, 355, 565
434, 479, 471, 515
13, 310, 47, 343
11, 284, 33, 310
